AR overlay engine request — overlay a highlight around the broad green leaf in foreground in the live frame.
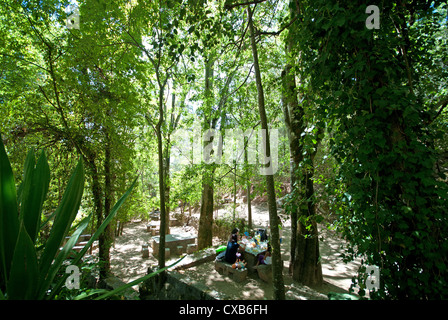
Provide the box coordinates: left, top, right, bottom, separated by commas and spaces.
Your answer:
0, 133, 19, 288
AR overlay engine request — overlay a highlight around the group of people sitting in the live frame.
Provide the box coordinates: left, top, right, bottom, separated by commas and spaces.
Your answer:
224, 228, 271, 269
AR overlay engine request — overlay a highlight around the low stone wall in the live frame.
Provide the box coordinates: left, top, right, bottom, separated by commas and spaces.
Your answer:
139, 269, 230, 300
139, 248, 229, 300
173, 248, 216, 271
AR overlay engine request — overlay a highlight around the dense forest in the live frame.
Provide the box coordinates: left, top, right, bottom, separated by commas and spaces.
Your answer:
1, 0, 447, 301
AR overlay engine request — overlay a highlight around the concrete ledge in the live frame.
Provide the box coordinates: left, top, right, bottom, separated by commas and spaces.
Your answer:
99, 275, 139, 300
139, 266, 229, 300
173, 248, 216, 271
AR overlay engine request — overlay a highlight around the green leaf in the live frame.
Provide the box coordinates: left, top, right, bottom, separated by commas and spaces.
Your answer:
38, 158, 84, 283
334, 90, 343, 97
73, 289, 109, 300
17, 149, 35, 208
6, 222, 39, 300
20, 150, 50, 243
39, 209, 57, 230
0, 134, 19, 285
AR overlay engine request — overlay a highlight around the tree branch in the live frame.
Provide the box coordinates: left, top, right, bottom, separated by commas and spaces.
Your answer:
38, 85, 56, 108
257, 14, 299, 36
224, 0, 266, 10
0, 53, 49, 73
428, 96, 448, 124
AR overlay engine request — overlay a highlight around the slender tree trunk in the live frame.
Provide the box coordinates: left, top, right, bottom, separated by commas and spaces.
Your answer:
233, 163, 237, 220
198, 171, 214, 249
156, 127, 166, 266
163, 142, 171, 235
247, 183, 252, 230
198, 55, 216, 250
86, 157, 108, 280
162, 91, 180, 235
247, 5, 285, 300
282, 65, 298, 273
99, 130, 112, 280
245, 144, 252, 230
156, 79, 167, 276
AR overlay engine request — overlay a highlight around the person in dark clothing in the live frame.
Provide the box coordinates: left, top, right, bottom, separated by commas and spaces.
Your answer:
225, 228, 243, 264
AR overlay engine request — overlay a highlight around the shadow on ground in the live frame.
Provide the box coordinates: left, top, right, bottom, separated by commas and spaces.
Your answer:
106, 207, 361, 300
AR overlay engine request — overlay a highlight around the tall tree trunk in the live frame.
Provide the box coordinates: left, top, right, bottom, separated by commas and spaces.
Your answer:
99, 130, 112, 280
247, 182, 252, 230
247, 5, 285, 300
281, 0, 323, 285
233, 163, 237, 220
245, 143, 252, 230
156, 127, 166, 268
292, 163, 323, 286
198, 55, 216, 250
198, 170, 214, 249
156, 78, 168, 276
162, 91, 181, 235
163, 141, 171, 235
86, 157, 107, 280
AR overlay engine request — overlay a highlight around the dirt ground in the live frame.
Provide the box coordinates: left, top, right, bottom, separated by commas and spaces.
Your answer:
106, 202, 362, 300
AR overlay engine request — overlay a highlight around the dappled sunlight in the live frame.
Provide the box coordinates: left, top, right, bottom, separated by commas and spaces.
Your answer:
318, 226, 361, 293
105, 211, 361, 300
1, 0, 445, 302
180, 261, 274, 300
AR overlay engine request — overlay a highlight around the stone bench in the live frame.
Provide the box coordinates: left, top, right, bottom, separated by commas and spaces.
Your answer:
146, 224, 159, 236
214, 260, 248, 282
142, 244, 150, 258
255, 264, 272, 283
60, 235, 96, 257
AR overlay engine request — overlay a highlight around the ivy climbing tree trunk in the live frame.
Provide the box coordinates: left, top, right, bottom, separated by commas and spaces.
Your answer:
282, 66, 323, 286
247, 4, 285, 300
281, 0, 323, 286
292, 0, 448, 299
